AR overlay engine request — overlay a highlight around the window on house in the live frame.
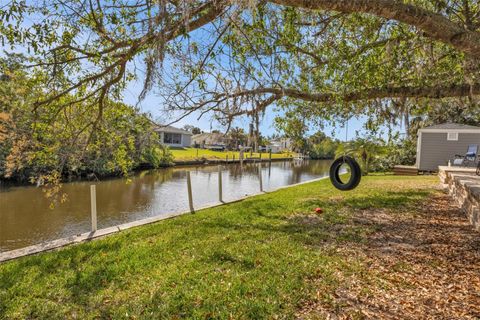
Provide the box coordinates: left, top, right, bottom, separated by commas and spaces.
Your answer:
447, 132, 458, 141
164, 133, 182, 144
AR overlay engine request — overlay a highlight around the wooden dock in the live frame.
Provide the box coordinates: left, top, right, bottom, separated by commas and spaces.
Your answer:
393, 165, 419, 176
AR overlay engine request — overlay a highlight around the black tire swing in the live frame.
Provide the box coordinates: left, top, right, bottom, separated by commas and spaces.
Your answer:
329, 156, 362, 191
329, 119, 362, 191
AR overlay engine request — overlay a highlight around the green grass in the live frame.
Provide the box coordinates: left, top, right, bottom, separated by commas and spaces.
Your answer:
0, 175, 439, 319
170, 147, 292, 161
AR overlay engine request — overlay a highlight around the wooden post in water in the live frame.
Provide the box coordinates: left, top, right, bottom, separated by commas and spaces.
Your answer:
269, 149, 272, 161
218, 165, 223, 203
258, 164, 263, 192
90, 185, 97, 232
186, 171, 194, 213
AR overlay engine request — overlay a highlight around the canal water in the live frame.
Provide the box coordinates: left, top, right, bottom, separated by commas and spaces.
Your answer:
0, 160, 332, 252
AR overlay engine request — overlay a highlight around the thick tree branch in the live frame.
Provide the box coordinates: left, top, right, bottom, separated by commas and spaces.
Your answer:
219, 82, 480, 104
269, 0, 480, 58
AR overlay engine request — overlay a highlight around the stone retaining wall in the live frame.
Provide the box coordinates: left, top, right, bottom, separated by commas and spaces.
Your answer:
439, 166, 480, 231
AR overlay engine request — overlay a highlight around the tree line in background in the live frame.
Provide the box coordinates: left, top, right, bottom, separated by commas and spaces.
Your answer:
2, 0, 480, 188
1, 51, 478, 188
0, 55, 173, 190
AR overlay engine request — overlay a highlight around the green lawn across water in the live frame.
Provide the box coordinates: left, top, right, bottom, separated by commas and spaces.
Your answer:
0, 175, 439, 319
170, 147, 292, 161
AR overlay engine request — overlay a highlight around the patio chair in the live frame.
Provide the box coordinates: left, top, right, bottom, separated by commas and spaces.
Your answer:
453, 144, 479, 167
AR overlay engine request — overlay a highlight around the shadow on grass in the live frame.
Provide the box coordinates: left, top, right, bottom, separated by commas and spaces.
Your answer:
299, 190, 431, 211
0, 186, 437, 316
300, 193, 480, 319
205, 250, 256, 270
199, 189, 434, 248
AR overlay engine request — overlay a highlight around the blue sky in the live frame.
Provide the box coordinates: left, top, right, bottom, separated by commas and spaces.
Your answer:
123, 78, 398, 140
118, 11, 403, 140
8, 2, 403, 141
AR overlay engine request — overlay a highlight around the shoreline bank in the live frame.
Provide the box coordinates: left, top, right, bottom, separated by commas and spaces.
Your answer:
0, 157, 299, 187
0, 175, 329, 263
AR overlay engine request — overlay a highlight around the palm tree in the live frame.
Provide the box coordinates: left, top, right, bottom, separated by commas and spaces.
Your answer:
227, 127, 247, 150
336, 137, 386, 175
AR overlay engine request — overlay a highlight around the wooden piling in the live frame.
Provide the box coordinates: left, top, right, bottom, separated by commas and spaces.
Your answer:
186, 171, 194, 213
90, 185, 97, 232
218, 165, 223, 202
258, 164, 263, 192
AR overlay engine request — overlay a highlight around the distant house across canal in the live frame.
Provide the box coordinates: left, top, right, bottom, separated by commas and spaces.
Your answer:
191, 132, 230, 150
268, 138, 293, 153
155, 125, 192, 147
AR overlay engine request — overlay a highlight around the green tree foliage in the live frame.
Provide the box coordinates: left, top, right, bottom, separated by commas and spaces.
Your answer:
226, 127, 248, 150
375, 138, 417, 172
274, 111, 308, 152
183, 125, 202, 134
0, 55, 172, 186
2, 1, 480, 183
309, 138, 338, 160
336, 136, 387, 175
3, 0, 479, 132
306, 131, 338, 159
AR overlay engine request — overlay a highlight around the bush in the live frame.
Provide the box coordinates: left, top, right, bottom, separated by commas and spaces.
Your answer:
370, 139, 416, 172
142, 144, 174, 168
309, 139, 337, 159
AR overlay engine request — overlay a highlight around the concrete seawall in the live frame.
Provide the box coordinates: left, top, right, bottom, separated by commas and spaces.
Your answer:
0, 175, 328, 263
172, 157, 294, 166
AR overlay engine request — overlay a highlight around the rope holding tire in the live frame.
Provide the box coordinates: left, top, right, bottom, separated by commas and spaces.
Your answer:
329, 156, 362, 191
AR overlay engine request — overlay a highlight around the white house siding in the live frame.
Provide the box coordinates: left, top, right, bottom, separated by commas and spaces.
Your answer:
159, 132, 192, 148
418, 132, 480, 171
182, 134, 191, 147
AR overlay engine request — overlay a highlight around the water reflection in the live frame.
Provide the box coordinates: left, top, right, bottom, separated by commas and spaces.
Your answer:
0, 160, 331, 251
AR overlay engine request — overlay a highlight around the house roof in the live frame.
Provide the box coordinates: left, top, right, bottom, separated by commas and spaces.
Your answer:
269, 137, 290, 142
419, 123, 480, 132
192, 132, 229, 145
154, 125, 193, 135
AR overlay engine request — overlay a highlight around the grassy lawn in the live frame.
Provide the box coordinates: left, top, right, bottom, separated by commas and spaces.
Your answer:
170, 147, 292, 161
1, 175, 478, 319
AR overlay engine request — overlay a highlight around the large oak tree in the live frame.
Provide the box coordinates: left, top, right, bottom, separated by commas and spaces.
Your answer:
1, 0, 479, 127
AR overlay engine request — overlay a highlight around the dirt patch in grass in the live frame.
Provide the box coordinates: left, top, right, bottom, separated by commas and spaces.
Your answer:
298, 193, 480, 319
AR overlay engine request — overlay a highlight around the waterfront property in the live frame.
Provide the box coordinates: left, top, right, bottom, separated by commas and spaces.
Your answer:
0, 160, 330, 252
415, 123, 480, 171
191, 132, 230, 150
268, 137, 293, 153
1, 175, 478, 319
154, 125, 192, 147
169, 147, 292, 161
